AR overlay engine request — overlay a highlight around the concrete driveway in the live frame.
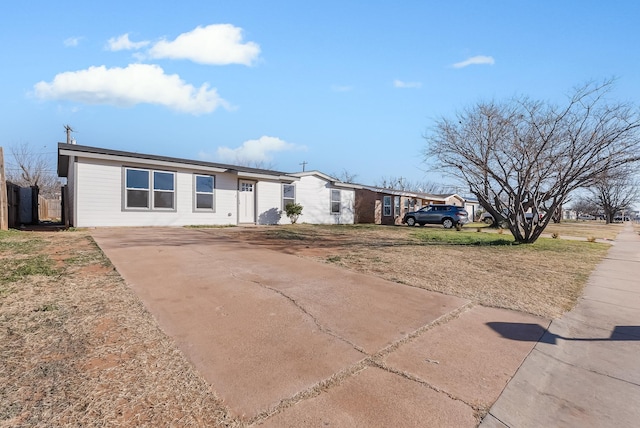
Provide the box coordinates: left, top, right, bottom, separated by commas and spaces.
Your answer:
92, 227, 548, 426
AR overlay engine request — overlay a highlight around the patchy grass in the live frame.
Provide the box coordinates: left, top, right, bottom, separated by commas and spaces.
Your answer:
184, 224, 236, 229
0, 221, 620, 425
0, 255, 58, 283
0, 231, 59, 297
412, 229, 515, 246
263, 227, 321, 241
0, 230, 240, 427
226, 223, 612, 318
543, 221, 623, 241
0, 230, 47, 254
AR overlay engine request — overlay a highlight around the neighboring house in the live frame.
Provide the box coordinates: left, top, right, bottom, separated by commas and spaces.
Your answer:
462, 196, 481, 222
57, 143, 357, 227
355, 186, 466, 225
287, 171, 361, 225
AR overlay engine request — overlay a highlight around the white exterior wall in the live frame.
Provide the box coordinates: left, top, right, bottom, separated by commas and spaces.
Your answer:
74, 157, 239, 227
256, 181, 285, 225
295, 175, 355, 224
464, 201, 480, 222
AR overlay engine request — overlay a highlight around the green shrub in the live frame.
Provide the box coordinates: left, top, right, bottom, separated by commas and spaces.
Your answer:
284, 203, 303, 224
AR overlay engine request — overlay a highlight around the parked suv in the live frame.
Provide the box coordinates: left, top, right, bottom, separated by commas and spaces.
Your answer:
481, 210, 542, 225
402, 205, 469, 228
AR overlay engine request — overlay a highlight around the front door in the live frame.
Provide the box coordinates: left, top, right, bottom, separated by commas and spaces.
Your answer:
238, 180, 256, 223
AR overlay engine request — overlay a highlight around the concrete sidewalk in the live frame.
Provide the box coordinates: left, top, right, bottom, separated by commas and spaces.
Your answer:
481, 223, 640, 427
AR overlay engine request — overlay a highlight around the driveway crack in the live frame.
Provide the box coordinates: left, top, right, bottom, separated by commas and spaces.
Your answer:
247, 301, 478, 426
231, 271, 368, 355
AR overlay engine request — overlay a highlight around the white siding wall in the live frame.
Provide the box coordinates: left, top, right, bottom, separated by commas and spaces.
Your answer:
256, 181, 284, 225
295, 175, 355, 224
74, 157, 239, 227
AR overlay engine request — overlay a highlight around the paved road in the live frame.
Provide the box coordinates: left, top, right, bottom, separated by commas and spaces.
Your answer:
92, 227, 547, 426
481, 223, 640, 428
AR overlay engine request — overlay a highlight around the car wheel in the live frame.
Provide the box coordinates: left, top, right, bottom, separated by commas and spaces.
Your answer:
442, 218, 454, 229
484, 217, 494, 225
406, 217, 416, 227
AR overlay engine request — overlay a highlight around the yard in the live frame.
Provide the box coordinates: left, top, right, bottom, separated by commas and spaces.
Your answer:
224, 222, 616, 318
0, 221, 621, 426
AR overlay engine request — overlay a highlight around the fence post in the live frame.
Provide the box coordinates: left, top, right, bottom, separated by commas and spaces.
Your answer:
0, 147, 8, 230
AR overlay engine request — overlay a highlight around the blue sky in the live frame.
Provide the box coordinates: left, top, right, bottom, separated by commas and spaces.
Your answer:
2, 1, 639, 187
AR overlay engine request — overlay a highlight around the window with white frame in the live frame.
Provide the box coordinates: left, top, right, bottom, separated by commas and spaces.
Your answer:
124, 167, 175, 210
394, 196, 400, 217
194, 175, 215, 210
330, 189, 341, 214
282, 184, 295, 209
383, 195, 391, 216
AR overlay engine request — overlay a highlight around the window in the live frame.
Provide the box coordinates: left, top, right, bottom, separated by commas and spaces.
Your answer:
125, 168, 150, 208
194, 175, 215, 210
153, 171, 175, 209
282, 184, 295, 209
394, 196, 400, 217
383, 196, 392, 216
331, 189, 341, 214
124, 168, 175, 210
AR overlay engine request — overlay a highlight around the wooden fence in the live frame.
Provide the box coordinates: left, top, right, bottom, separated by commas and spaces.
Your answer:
38, 195, 61, 221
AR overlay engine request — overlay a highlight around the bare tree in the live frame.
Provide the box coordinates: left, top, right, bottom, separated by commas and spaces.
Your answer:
424, 80, 640, 243
332, 169, 358, 184
6, 142, 61, 198
375, 176, 452, 194
586, 168, 639, 223
231, 158, 277, 170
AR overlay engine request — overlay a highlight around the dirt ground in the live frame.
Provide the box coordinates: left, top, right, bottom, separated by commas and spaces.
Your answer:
0, 222, 617, 426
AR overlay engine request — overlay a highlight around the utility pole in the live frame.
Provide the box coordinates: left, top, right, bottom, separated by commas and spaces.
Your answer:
64, 124, 75, 144
0, 147, 8, 230
300, 161, 308, 172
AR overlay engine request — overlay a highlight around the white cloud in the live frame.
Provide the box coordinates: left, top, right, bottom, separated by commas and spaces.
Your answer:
148, 24, 260, 65
215, 136, 303, 164
107, 33, 150, 51
64, 37, 83, 47
452, 55, 495, 69
393, 79, 422, 89
32, 64, 229, 115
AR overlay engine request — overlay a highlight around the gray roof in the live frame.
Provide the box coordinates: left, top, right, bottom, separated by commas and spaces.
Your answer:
57, 143, 295, 180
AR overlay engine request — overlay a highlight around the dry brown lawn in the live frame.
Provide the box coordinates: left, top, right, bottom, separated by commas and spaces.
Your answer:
543, 220, 624, 240
224, 222, 616, 318
0, 221, 621, 426
0, 229, 240, 427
